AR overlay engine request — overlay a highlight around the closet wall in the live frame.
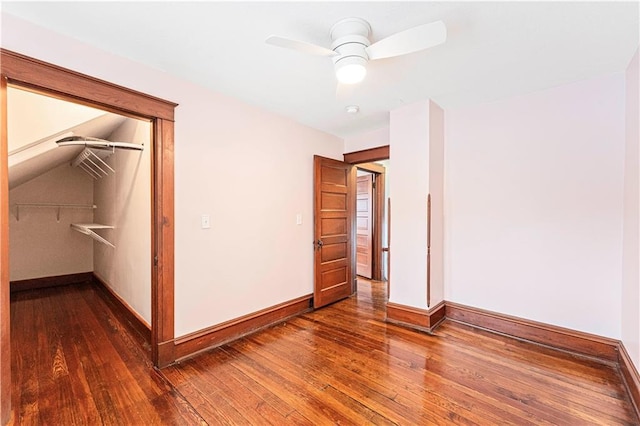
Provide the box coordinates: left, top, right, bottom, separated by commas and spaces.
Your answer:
8, 102, 151, 325
9, 164, 94, 280
94, 119, 151, 324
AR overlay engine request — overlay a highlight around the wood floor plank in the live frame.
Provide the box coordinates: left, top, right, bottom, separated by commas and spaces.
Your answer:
222, 343, 366, 425
162, 278, 638, 425
9, 279, 639, 425
9, 284, 205, 425
264, 322, 542, 425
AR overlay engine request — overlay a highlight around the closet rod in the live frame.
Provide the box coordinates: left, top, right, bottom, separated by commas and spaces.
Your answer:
57, 136, 144, 151
14, 203, 97, 222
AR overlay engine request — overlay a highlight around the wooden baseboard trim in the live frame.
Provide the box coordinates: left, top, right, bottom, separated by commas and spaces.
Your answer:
618, 342, 640, 419
174, 294, 313, 361
445, 301, 619, 362
156, 340, 176, 369
10, 272, 93, 293
386, 300, 446, 332
91, 273, 151, 345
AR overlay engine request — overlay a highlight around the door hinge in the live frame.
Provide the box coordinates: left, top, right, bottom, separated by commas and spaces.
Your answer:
372, 180, 376, 189
154, 255, 158, 266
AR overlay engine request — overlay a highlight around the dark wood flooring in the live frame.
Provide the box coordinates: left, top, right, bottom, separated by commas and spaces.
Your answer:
9, 284, 205, 425
9, 280, 639, 425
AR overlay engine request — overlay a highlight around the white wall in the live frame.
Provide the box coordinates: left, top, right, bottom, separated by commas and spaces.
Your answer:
94, 119, 151, 324
0, 13, 344, 337
622, 48, 639, 369
446, 73, 626, 338
388, 100, 444, 309
428, 102, 445, 306
9, 164, 93, 281
389, 102, 430, 309
344, 126, 389, 153
174, 98, 343, 336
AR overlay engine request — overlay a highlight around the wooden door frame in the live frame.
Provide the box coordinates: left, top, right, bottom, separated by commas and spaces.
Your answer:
355, 173, 374, 279
355, 163, 385, 281
344, 146, 389, 282
0, 49, 177, 423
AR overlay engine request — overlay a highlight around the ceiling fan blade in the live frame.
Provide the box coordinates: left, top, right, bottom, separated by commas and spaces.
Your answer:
266, 35, 337, 57
366, 20, 446, 60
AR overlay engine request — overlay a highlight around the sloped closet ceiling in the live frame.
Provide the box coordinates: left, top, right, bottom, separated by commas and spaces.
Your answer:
7, 87, 126, 188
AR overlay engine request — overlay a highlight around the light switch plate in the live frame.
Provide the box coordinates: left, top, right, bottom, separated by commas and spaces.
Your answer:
201, 214, 210, 229
296, 213, 302, 225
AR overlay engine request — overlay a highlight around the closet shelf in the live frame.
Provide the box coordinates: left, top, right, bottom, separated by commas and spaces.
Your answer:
70, 223, 115, 248
14, 203, 96, 222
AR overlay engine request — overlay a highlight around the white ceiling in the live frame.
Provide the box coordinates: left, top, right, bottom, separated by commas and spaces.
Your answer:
2, 1, 638, 138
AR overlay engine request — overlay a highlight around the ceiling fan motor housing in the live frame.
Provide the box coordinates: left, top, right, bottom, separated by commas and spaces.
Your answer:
330, 17, 372, 66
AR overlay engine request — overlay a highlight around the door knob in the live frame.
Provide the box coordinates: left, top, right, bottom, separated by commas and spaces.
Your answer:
314, 239, 324, 250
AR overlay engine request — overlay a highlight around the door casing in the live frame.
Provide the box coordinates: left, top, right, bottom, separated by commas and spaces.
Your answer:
343, 147, 389, 284
354, 162, 386, 281
356, 173, 374, 278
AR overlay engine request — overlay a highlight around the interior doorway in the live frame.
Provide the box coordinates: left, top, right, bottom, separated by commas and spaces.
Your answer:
343, 146, 390, 299
356, 171, 374, 278
355, 162, 387, 282
6, 84, 153, 346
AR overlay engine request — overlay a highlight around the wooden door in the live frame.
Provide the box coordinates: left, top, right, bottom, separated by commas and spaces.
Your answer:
313, 155, 355, 308
356, 174, 373, 278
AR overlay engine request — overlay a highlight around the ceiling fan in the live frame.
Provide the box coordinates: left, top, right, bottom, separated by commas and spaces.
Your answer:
266, 17, 446, 85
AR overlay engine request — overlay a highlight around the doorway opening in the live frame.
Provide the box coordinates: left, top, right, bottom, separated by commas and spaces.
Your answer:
7, 83, 153, 349
1, 50, 178, 421
355, 162, 387, 282
343, 146, 390, 304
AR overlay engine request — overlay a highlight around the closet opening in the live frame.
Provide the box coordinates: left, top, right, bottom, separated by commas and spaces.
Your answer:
7, 84, 154, 339
1, 52, 178, 421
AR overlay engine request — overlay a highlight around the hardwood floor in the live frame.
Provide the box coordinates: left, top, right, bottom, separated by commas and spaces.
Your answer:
9, 280, 639, 425
9, 284, 205, 425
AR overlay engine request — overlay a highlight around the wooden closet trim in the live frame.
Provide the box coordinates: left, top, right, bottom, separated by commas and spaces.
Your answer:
0, 51, 178, 423
0, 50, 175, 121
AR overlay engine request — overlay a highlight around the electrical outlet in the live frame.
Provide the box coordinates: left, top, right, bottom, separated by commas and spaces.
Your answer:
201, 214, 210, 229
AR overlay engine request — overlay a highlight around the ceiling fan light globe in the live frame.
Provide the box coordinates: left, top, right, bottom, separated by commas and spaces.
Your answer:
335, 62, 367, 84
